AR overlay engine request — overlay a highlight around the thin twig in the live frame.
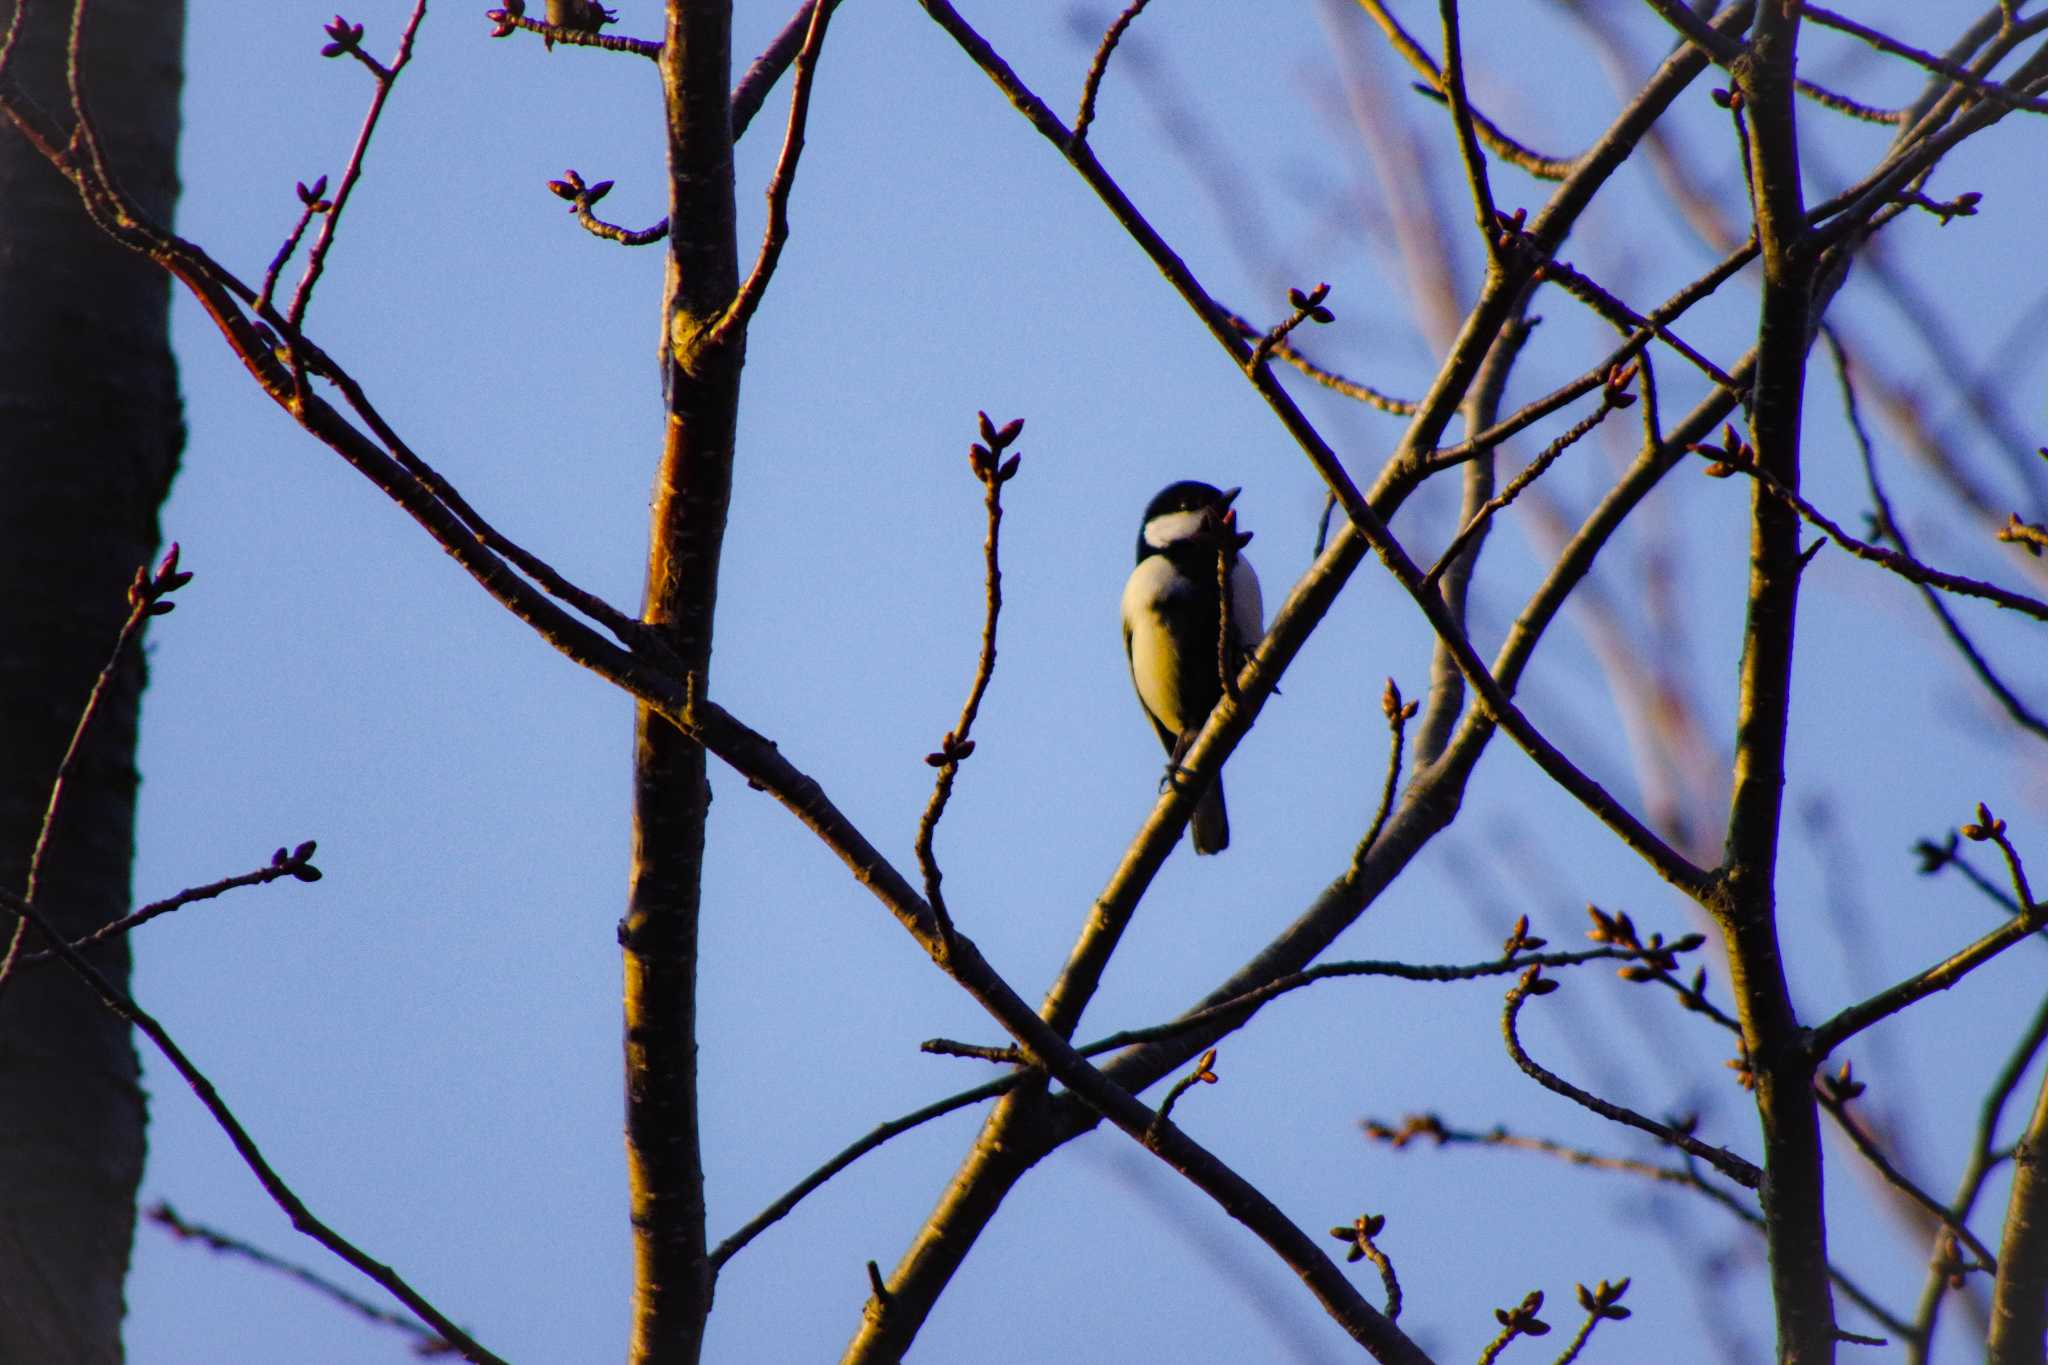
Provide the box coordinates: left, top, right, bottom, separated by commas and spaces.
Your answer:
0, 547, 189, 998
1804, 4, 2048, 115
1073, 0, 1157, 144
913, 417, 1022, 952
287, 2, 430, 330
1436, 0, 1502, 265
1718, 451, 2048, 623
1914, 990, 2048, 1350
1069, 938, 1711, 1059
1221, 310, 1417, 413
1362, 1115, 1914, 1337
706, 0, 835, 348
1478, 1291, 1550, 1364
0, 0, 28, 83
1146, 1048, 1219, 1145
569, 197, 668, 246
545, 169, 669, 246
1355, 1, 1576, 179
1245, 283, 1334, 375
256, 184, 327, 316
1817, 1086, 1997, 1273
1827, 329, 2048, 741
1810, 808, 2044, 1058
1328, 1215, 1402, 1321
0, 889, 505, 1365
1423, 375, 1631, 589
731, 0, 837, 138
150, 1203, 455, 1356
1795, 77, 1908, 125
1540, 257, 1739, 394
1553, 1279, 1632, 1363
1425, 237, 1757, 474
919, 1038, 1020, 1063
708, 1070, 1018, 1271
483, 8, 659, 57
1350, 680, 1415, 871
1407, 83, 1575, 180
1503, 968, 1762, 1187
21, 843, 321, 968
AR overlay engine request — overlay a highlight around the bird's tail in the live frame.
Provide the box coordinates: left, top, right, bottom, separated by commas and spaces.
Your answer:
1191, 778, 1229, 855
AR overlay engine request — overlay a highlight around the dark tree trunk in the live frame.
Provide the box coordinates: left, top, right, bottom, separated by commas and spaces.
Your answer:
0, 2, 185, 1360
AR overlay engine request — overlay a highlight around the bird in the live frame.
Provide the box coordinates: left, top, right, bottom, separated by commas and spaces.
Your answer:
1120, 480, 1264, 854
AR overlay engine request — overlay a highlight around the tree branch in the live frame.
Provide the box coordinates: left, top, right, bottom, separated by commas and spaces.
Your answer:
0, 889, 504, 1365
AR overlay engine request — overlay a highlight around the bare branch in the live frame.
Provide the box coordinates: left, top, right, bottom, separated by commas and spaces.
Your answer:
1637, 0, 1745, 64
149, 1204, 455, 1356
914, 416, 1023, 950
0, 888, 505, 1365
1353, 1, 1575, 179
1072, 0, 1156, 145
1989, 1065, 2048, 1360
0, 546, 191, 998
286, 3, 429, 330
708, 0, 835, 346
1351, 680, 1416, 870
1221, 308, 1417, 413
546, 170, 669, 246
1423, 370, 1633, 590
1805, 4, 2048, 115
1829, 329, 2048, 742
1815, 1075, 1997, 1274
1363, 1116, 1913, 1337
1502, 967, 1762, 1187
732, 0, 837, 139
1810, 808, 2044, 1058
1794, 77, 1908, 125
1328, 1214, 1403, 1322
483, 6, 660, 58
20, 842, 321, 969
708, 1071, 1016, 1273
1436, 0, 1502, 265
1716, 447, 2048, 622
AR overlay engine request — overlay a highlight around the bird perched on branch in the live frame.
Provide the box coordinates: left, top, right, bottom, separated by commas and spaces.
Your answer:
1121, 481, 1264, 854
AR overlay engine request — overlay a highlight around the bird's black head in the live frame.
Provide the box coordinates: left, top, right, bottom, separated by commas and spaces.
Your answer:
1137, 481, 1241, 562
1141, 480, 1238, 523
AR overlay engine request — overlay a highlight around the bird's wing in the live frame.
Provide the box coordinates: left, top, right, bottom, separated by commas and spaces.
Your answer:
1231, 557, 1265, 649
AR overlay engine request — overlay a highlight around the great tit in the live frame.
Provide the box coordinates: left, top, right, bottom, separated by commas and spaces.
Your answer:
1120, 481, 1264, 854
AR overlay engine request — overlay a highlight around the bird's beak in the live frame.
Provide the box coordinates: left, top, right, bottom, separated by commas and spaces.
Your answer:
1218, 486, 1242, 509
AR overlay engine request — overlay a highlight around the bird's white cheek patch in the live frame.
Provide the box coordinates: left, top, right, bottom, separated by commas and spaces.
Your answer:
1142, 508, 1211, 550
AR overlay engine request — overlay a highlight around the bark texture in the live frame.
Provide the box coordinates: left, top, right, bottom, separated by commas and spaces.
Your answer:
0, 2, 185, 1360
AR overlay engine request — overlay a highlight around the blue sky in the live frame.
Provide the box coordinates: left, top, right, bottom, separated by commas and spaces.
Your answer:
109, 2, 2048, 1360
